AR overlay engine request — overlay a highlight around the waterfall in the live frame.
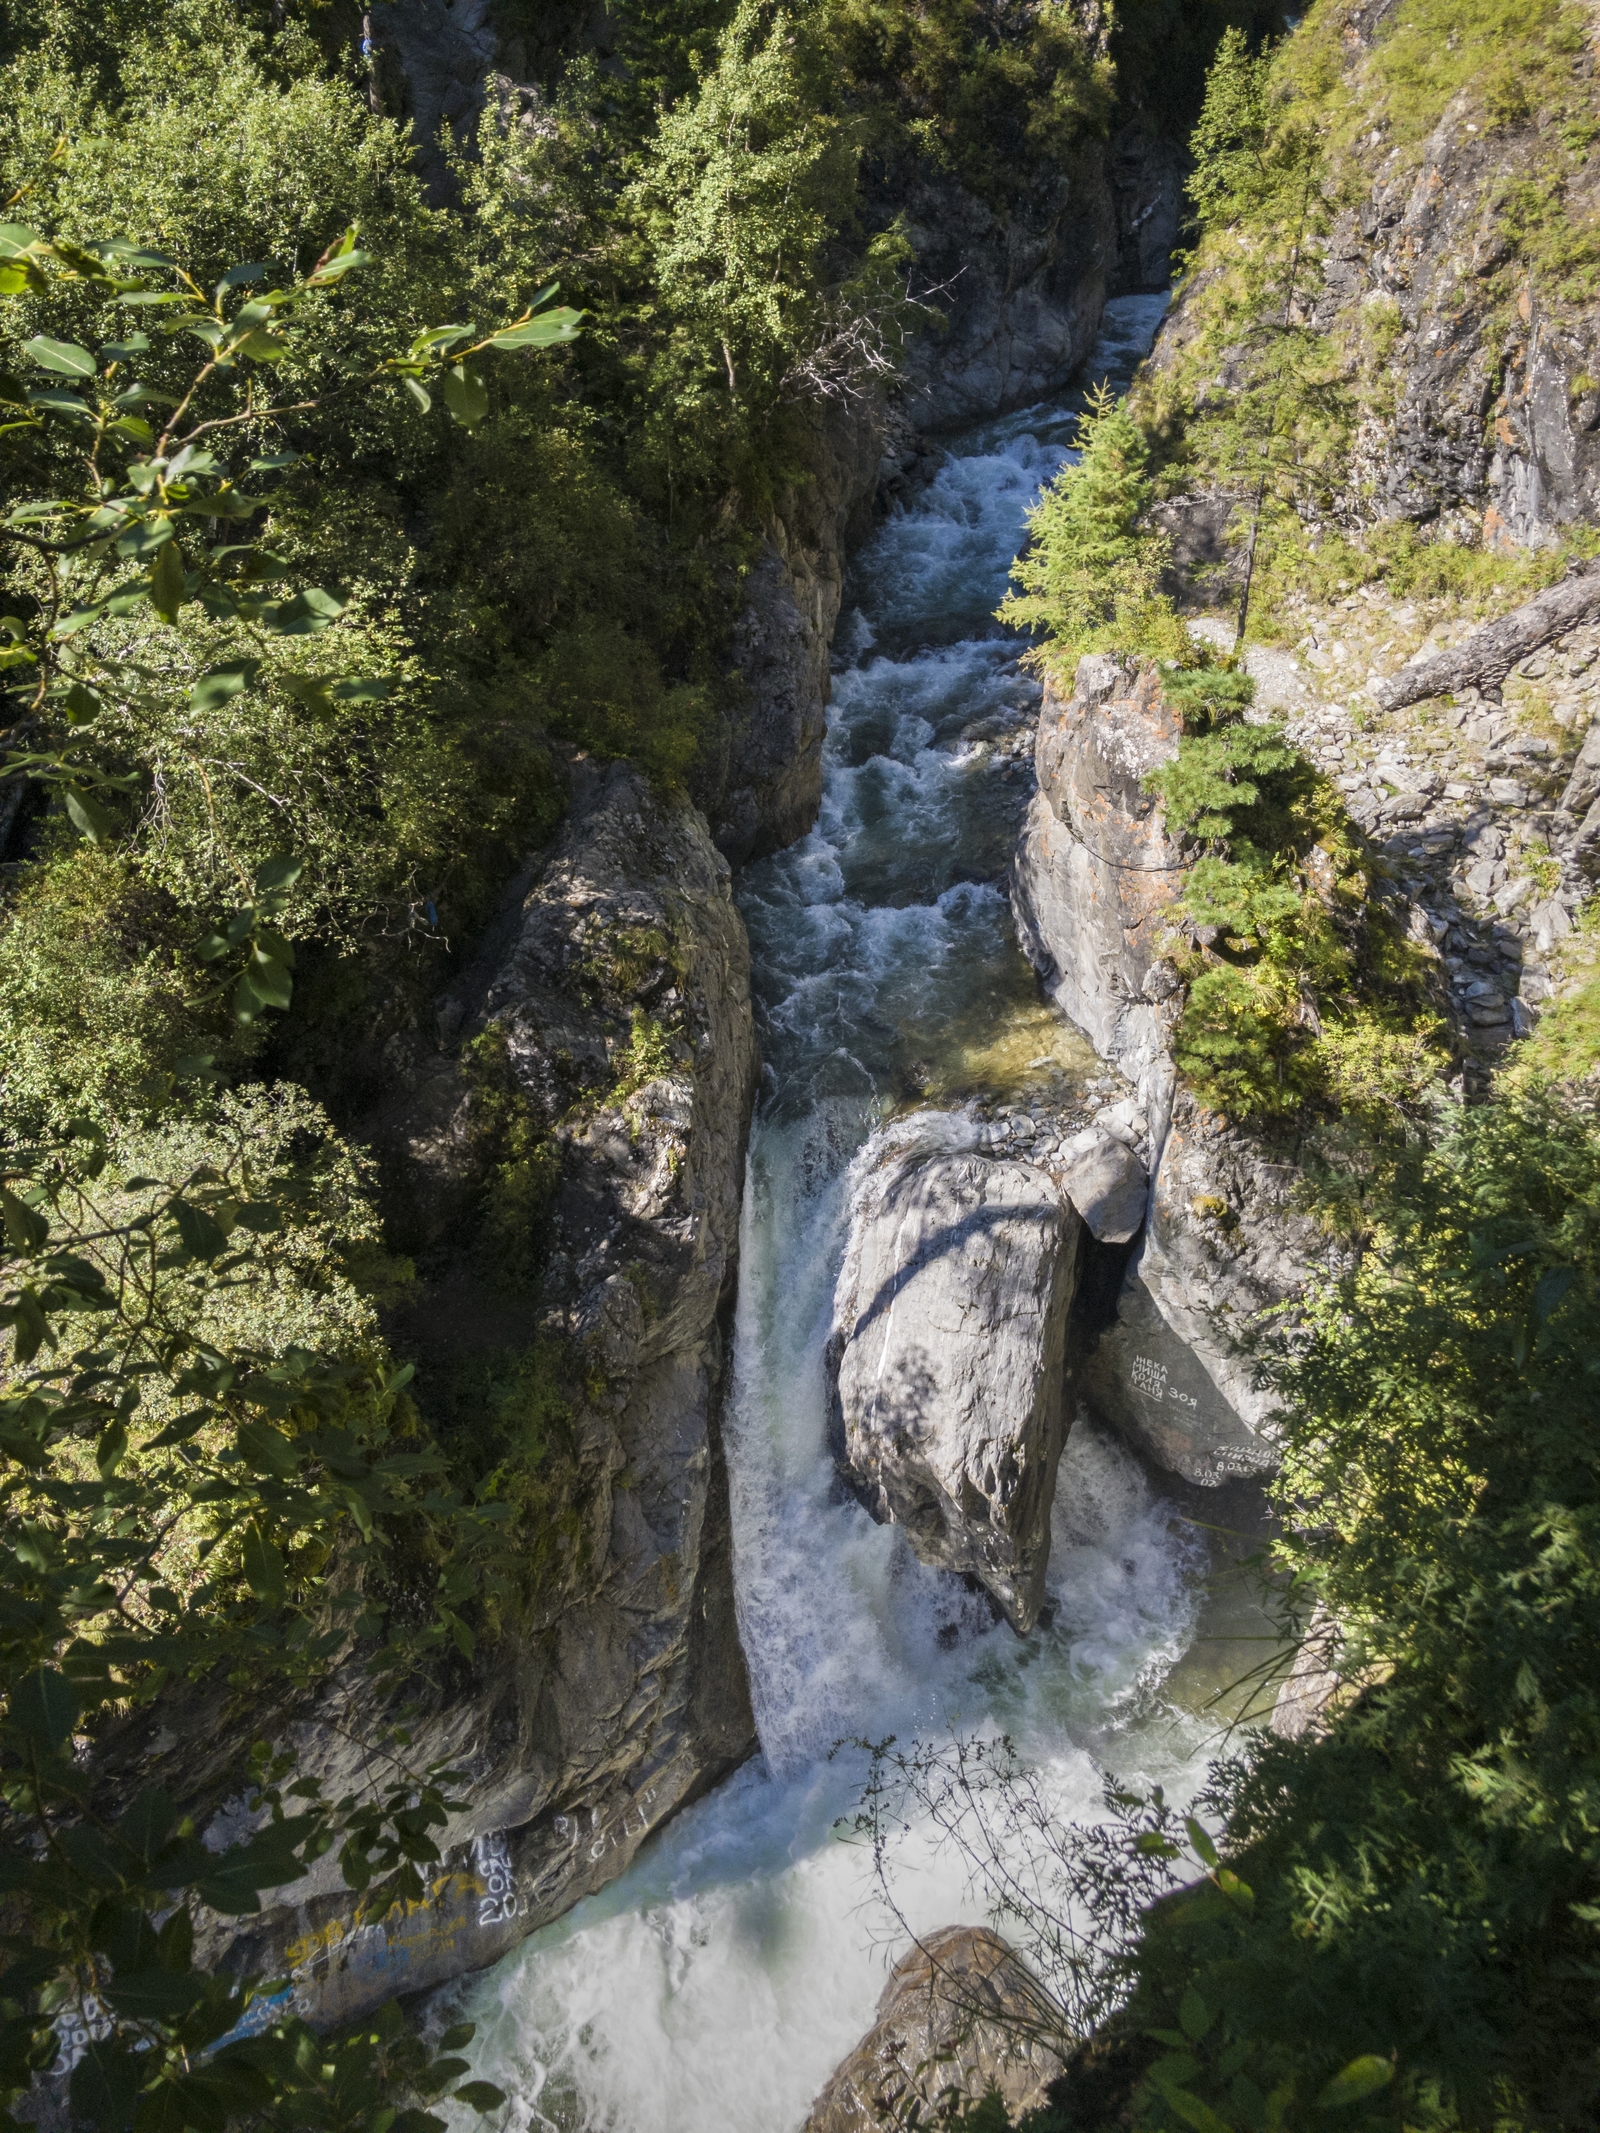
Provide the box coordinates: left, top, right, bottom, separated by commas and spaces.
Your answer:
442, 295, 1255, 2133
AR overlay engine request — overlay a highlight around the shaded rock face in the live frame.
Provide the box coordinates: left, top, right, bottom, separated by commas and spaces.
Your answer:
1012, 655, 1307, 1484
1083, 1093, 1309, 1483
165, 767, 760, 2028
894, 158, 1117, 431
828, 1132, 1084, 1633
715, 398, 886, 864
1107, 113, 1187, 297
804, 1926, 1067, 2133
370, 0, 500, 202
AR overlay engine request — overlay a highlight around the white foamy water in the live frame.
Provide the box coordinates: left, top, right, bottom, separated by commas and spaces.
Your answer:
443, 295, 1258, 2133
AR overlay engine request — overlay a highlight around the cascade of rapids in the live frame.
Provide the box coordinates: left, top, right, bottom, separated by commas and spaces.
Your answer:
442, 295, 1270, 2133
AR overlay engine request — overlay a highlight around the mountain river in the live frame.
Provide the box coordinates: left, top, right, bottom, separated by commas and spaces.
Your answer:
442, 294, 1271, 2133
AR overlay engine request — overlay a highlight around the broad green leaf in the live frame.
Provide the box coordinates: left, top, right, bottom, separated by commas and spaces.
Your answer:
438, 2024, 476, 2052
0, 1184, 50, 1251
70, 2035, 143, 2132
8, 1666, 82, 1750
263, 586, 346, 636
1535, 1266, 1575, 1324
64, 785, 117, 843
328, 676, 395, 703
1179, 1987, 1213, 2041
116, 1789, 179, 1867
95, 1416, 129, 1476
253, 852, 304, 894
243, 952, 293, 1010
236, 1422, 299, 1479
440, 362, 489, 427
116, 515, 175, 560
149, 539, 185, 621
0, 222, 41, 256
8, 1285, 50, 1361
484, 307, 583, 349
403, 375, 432, 413
1186, 1816, 1221, 1869
23, 334, 96, 378
190, 659, 262, 713
307, 239, 370, 285
1150, 2083, 1232, 2133
169, 1197, 229, 1262
242, 1524, 286, 1607
233, 329, 288, 361
453, 2085, 507, 2111
144, 1408, 214, 1448
27, 386, 91, 419
218, 260, 271, 290
1317, 2057, 1393, 2110
59, 680, 104, 723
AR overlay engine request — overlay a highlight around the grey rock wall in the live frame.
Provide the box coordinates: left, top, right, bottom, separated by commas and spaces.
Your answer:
1012, 655, 1309, 1484
151, 767, 760, 2030
894, 157, 1117, 431
828, 1133, 1084, 1634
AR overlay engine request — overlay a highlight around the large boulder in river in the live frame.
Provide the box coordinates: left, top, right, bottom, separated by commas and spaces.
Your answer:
828, 1130, 1083, 1633
1012, 655, 1310, 1484
804, 1926, 1067, 2133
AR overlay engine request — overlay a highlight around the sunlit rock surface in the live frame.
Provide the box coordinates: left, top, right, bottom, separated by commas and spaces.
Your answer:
804, 1926, 1067, 2133
828, 1133, 1083, 1633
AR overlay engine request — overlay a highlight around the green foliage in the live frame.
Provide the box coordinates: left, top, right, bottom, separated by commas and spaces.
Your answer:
1131, 1083, 1600, 2132
1364, 0, 1588, 147
0, 845, 247, 1132
0, 1092, 516, 2129
1508, 895, 1600, 1086
1245, 520, 1600, 641
1148, 722, 1304, 843
416, 1336, 594, 1628
461, 1024, 562, 1292
638, 0, 860, 406
0, 190, 580, 2125
999, 383, 1188, 671
1153, 25, 1346, 637
1143, 675, 1446, 1124
819, 0, 1116, 209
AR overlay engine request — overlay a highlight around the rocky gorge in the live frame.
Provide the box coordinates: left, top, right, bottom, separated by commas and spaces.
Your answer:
13, 1, 1600, 2126
207, 14, 1600, 2076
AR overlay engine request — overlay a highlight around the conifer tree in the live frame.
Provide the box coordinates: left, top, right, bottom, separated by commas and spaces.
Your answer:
998, 381, 1186, 668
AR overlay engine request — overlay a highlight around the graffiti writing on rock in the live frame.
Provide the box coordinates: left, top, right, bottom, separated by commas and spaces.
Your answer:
471, 1828, 519, 1929
1130, 1355, 1198, 1409
552, 1784, 661, 1865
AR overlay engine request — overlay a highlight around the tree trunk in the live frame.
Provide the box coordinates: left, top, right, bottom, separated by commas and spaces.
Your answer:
1374, 564, 1600, 713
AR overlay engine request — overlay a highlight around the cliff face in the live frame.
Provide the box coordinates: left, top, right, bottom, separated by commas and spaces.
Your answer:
1012, 657, 1301, 1483
132, 768, 760, 2030
1147, 0, 1600, 572
1313, 92, 1600, 546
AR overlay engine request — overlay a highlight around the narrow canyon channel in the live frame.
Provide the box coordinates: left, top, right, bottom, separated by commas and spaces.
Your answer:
441, 295, 1269, 2133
